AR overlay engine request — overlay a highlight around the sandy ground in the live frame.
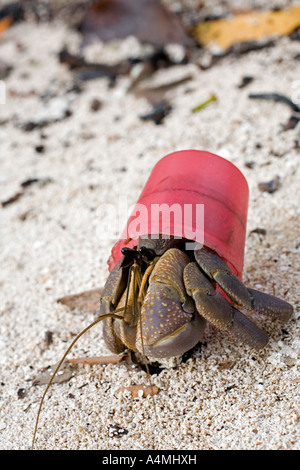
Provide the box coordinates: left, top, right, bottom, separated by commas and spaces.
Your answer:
0, 3, 299, 450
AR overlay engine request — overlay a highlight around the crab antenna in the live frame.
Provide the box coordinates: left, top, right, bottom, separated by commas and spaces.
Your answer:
32, 311, 124, 450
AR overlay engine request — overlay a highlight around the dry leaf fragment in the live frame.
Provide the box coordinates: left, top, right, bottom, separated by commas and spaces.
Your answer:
282, 115, 300, 131
32, 360, 75, 386
57, 287, 103, 313
238, 76, 254, 89
192, 6, 300, 52
218, 361, 236, 370
132, 74, 192, 105
117, 384, 160, 399
140, 101, 172, 125
0, 16, 12, 36
258, 176, 281, 194
79, 0, 193, 49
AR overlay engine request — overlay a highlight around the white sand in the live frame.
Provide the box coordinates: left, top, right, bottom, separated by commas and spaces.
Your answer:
0, 5, 299, 450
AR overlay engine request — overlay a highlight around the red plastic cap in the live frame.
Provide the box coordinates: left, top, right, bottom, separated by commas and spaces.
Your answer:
108, 150, 249, 279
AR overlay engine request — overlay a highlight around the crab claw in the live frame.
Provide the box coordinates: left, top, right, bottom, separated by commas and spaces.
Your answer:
136, 248, 206, 358
194, 246, 293, 322
184, 262, 269, 350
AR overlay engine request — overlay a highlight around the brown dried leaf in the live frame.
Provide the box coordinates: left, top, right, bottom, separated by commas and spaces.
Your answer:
258, 176, 281, 194
117, 384, 160, 399
79, 0, 193, 49
132, 74, 192, 105
218, 361, 236, 370
57, 287, 103, 313
32, 360, 75, 386
282, 115, 300, 131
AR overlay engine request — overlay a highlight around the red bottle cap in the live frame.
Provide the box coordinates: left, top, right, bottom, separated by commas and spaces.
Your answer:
108, 150, 249, 279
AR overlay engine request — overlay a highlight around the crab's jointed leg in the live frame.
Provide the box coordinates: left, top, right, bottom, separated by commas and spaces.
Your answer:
194, 245, 293, 322
184, 262, 269, 350
100, 258, 128, 354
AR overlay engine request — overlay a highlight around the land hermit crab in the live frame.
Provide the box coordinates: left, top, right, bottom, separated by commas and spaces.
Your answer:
101, 237, 292, 359
101, 150, 293, 358
32, 150, 293, 447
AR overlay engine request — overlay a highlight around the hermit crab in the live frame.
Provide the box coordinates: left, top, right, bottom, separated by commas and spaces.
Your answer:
32, 150, 293, 447
101, 237, 292, 360
102, 150, 293, 358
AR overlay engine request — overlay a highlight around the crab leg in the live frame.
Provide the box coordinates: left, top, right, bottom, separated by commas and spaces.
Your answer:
183, 262, 269, 350
194, 245, 293, 322
100, 258, 128, 354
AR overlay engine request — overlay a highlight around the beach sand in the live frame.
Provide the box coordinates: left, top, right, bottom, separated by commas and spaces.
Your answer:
0, 1, 299, 450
